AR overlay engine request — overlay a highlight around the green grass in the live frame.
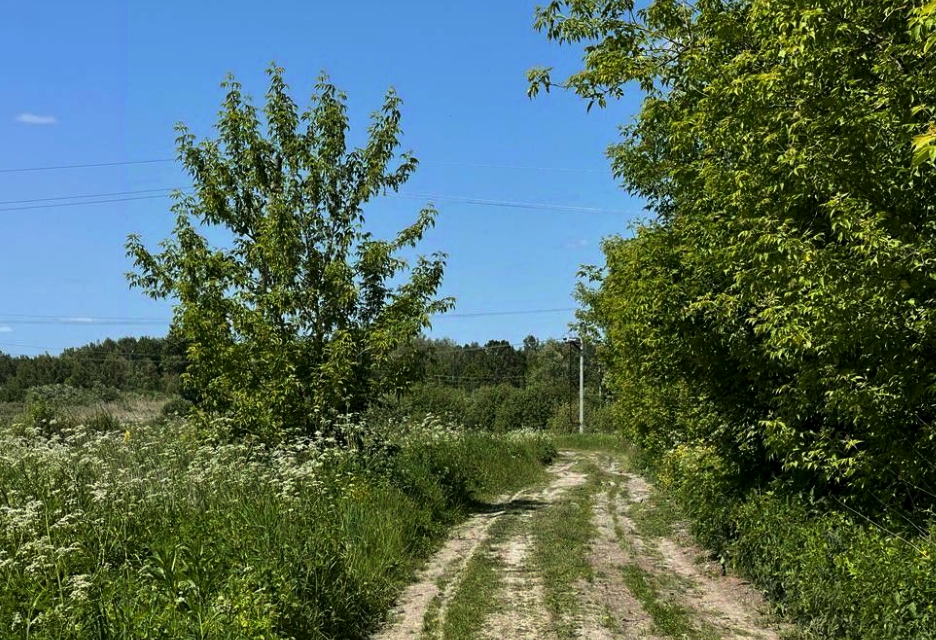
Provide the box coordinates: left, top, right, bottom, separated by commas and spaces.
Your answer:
439, 515, 520, 640
421, 594, 443, 639
529, 461, 600, 638
553, 433, 626, 452
628, 487, 683, 539
0, 417, 556, 640
620, 564, 721, 640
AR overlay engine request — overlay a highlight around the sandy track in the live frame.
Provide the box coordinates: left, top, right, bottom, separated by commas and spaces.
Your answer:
372, 449, 785, 640
373, 454, 583, 640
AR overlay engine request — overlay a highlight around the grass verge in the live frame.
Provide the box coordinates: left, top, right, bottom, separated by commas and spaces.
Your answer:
628, 487, 683, 539
437, 515, 520, 640
529, 459, 599, 638
620, 564, 721, 640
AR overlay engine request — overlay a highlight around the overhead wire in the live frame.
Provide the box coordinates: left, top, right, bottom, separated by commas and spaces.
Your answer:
0, 187, 181, 206
0, 156, 606, 175
0, 308, 575, 327
0, 188, 634, 216
0, 158, 176, 173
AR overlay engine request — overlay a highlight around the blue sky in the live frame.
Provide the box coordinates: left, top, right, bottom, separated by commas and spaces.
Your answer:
0, 1, 645, 356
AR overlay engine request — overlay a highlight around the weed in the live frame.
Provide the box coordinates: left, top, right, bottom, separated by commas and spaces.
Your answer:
530, 462, 600, 638
0, 417, 555, 639
440, 515, 518, 640
621, 564, 720, 640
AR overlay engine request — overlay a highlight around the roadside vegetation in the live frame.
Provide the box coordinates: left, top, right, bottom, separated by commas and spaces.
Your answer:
534, 0, 936, 637
0, 414, 554, 638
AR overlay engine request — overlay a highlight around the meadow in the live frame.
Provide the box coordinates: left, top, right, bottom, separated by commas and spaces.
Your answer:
0, 408, 555, 639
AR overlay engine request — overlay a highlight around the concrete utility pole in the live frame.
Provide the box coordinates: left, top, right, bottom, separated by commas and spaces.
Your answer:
578, 335, 584, 434
564, 335, 585, 434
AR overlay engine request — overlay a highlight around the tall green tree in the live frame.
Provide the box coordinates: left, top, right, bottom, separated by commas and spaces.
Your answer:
913, 0, 936, 165
127, 65, 452, 441
532, 0, 936, 499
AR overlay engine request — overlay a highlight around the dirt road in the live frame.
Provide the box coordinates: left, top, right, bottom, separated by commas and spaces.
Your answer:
373, 448, 783, 640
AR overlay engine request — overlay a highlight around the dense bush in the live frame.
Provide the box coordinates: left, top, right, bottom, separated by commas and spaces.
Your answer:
386, 383, 473, 424
534, 0, 936, 635
493, 382, 564, 432
656, 443, 936, 639
370, 377, 571, 433
160, 395, 194, 418
0, 416, 554, 639
463, 383, 514, 431
547, 395, 616, 434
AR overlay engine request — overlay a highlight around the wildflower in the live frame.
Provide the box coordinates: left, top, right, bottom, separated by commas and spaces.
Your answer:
67, 574, 92, 602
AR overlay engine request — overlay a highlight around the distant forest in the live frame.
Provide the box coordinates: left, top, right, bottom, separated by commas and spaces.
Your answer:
0, 334, 599, 404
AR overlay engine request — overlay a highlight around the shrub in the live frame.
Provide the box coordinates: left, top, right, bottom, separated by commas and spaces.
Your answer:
651, 442, 936, 639
493, 382, 563, 432
547, 398, 616, 434
547, 401, 578, 433
26, 384, 90, 406
83, 410, 122, 433
366, 384, 472, 427
161, 396, 194, 418
89, 382, 121, 403
400, 384, 472, 423
10, 394, 70, 437
463, 383, 514, 431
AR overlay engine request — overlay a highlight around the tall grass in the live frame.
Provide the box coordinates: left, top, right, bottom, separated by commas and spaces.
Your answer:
0, 415, 555, 639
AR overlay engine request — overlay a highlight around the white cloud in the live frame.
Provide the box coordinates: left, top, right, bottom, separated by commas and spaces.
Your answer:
15, 112, 57, 125
59, 317, 94, 324
563, 238, 590, 250
0, 326, 12, 333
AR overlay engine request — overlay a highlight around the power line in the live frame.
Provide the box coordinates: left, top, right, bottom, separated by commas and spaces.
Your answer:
0, 193, 178, 213
0, 313, 170, 321
0, 187, 180, 206
423, 160, 607, 174
0, 319, 169, 326
0, 308, 575, 327
0, 188, 634, 216
0, 156, 606, 175
0, 341, 61, 351
397, 193, 631, 215
436, 307, 575, 319
0, 158, 176, 174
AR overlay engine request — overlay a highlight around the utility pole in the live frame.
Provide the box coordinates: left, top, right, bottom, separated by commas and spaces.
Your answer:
564, 335, 585, 434
578, 334, 584, 433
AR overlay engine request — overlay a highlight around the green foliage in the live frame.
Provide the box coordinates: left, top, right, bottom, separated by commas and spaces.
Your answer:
0, 417, 554, 639
13, 394, 60, 436
363, 334, 598, 433
913, 1, 936, 166
533, 0, 936, 635
161, 395, 194, 418
493, 382, 564, 432
547, 396, 616, 434
381, 383, 473, 424
658, 443, 936, 638
126, 65, 452, 441
83, 410, 122, 433
0, 336, 188, 401
464, 383, 515, 430
731, 494, 936, 638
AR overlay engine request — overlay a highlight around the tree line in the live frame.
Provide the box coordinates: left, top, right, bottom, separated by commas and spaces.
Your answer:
0, 335, 188, 401
1, 333, 606, 432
